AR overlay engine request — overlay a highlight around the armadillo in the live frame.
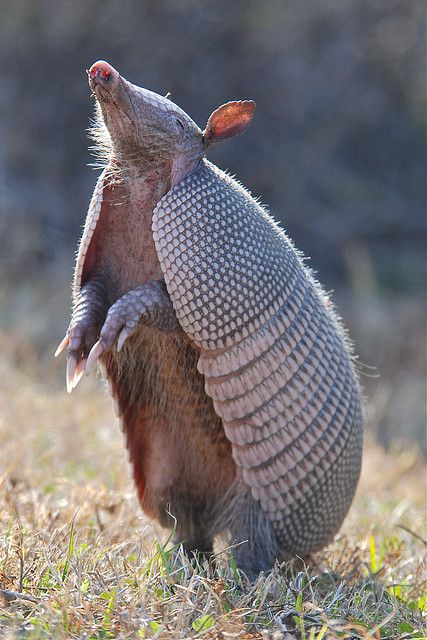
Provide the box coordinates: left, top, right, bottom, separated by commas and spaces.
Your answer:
56, 60, 363, 577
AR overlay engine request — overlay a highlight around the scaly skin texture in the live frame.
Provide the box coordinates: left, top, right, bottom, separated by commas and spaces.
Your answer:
57, 60, 363, 578
153, 161, 363, 556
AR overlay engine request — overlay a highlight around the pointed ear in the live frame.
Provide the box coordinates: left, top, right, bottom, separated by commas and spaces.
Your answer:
203, 100, 256, 148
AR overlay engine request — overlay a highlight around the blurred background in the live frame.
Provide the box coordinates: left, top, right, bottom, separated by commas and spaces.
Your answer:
0, 0, 425, 451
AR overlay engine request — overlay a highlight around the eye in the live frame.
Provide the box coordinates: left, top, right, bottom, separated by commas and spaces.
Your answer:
176, 118, 185, 130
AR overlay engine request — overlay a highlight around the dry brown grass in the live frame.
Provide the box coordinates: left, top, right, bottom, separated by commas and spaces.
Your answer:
0, 331, 426, 639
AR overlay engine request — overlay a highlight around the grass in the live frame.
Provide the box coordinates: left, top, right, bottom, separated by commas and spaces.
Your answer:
0, 333, 426, 639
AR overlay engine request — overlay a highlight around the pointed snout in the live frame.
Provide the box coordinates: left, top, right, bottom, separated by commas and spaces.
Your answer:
88, 60, 119, 91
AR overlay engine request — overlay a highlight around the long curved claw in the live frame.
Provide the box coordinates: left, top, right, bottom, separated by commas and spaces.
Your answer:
66, 355, 87, 393
74, 357, 87, 387
66, 355, 77, 393
117, 326, 133, 352
54, 335, 69, 358
85, 340, 104, 375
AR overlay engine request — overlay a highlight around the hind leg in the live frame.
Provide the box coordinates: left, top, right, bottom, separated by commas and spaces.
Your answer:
173, 535, 214, 568
175, 534, 214, 559
168, 496, 215, 560
219, 489, 280, 580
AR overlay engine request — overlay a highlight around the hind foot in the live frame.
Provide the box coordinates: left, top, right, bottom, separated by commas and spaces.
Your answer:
222, 491, 280, 580
172, 535, 214, 572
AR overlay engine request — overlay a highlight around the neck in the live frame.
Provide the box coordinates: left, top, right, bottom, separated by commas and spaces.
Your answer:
125, 167, 172, 208
113, 150, 201, 192
172, 152, 201, 187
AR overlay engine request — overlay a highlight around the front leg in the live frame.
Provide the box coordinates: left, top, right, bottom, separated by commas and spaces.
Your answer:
85, 279, 179, 373
55, 275, 109, 392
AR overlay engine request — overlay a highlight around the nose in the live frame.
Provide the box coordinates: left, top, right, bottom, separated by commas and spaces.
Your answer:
88, 60, 116, 82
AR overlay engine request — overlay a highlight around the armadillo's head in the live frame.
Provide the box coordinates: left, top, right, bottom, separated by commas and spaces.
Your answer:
88, 60, 255, 184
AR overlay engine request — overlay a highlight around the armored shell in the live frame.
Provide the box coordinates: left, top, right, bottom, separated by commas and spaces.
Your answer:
152, 159, 363, 554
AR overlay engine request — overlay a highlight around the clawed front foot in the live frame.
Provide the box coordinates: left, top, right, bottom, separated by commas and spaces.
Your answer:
56, 279, 179, 391
68, 324, 97, 392
55, 277, 108, 392
84, 280, 179, 375
84, 292, 143, 375
55, 309, 104, 393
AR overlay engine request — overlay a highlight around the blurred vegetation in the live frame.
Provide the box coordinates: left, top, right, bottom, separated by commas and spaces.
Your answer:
0, 0, 425, 449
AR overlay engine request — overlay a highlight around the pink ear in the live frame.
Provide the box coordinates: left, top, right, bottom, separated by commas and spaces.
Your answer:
203, 100, 256, 147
